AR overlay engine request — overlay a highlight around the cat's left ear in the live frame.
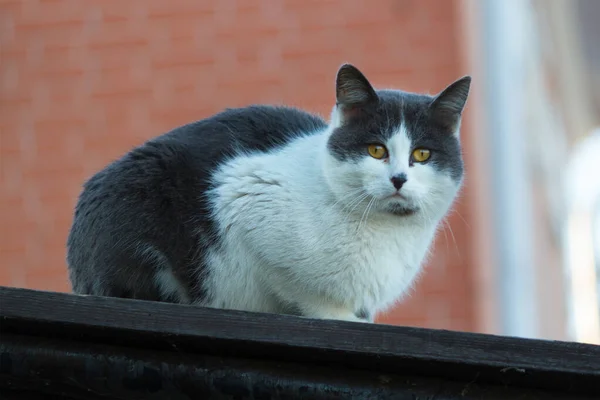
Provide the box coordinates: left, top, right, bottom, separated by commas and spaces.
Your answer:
429, 76, 471, 133
334, 64, 378, 125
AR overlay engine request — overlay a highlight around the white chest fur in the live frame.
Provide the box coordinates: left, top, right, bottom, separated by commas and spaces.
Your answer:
204, 133, 440, 321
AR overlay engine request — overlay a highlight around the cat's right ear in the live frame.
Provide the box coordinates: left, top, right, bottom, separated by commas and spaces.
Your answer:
334, 64, 378, 125
429, 76, 471, 133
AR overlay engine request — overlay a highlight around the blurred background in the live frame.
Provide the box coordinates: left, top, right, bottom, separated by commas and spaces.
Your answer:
1, 0, 599, 343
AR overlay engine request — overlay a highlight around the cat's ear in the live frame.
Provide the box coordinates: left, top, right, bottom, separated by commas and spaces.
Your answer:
334, 64, 378, 124
429, 76, 471, 132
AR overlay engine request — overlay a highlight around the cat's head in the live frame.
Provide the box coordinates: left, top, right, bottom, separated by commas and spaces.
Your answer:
323, 64, 470, 222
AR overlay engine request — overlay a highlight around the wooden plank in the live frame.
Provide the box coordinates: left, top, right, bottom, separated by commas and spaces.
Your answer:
1, 286, 600, 398
3, 332, 596, 400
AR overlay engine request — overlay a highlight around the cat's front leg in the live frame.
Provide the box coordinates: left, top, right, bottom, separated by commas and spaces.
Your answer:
298, 302, 372, 323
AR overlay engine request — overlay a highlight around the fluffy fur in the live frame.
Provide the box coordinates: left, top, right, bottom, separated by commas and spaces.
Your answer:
67, 64, 471, 323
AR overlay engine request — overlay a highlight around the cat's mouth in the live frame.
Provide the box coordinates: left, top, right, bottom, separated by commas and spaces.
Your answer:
381, 193, 419, 216
389, 192, 408, 200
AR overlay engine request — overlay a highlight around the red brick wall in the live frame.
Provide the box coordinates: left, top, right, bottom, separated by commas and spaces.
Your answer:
0, 0, 475, 331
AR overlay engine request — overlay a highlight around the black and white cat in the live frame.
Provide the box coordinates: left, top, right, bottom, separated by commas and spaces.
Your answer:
67, 64, 470, 323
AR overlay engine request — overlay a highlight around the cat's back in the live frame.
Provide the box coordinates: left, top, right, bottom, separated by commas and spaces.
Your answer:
155, 105, 327, 158
74, 104, 327, 217
67, 105, 326, 300
105, 104, 328, 211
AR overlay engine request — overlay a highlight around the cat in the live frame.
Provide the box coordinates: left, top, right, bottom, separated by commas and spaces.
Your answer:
66, 64, 470, 323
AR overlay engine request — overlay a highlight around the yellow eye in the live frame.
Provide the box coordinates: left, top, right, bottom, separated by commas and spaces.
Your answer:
412, 148, 431, 162
367, 144, 388, 159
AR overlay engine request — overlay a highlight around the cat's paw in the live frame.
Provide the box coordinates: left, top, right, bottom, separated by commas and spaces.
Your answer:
332, 314, 373, 324
299, 304, 373, 323
345, 315, 371, 323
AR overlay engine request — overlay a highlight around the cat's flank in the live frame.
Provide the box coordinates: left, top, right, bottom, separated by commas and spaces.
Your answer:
67, 64, 470, 323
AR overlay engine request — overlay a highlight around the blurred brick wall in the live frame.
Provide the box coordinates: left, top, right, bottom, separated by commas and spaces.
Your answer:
0, 0, 475, 331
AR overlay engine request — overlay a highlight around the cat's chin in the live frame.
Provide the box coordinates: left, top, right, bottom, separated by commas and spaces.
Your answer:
383, 202, 419, 216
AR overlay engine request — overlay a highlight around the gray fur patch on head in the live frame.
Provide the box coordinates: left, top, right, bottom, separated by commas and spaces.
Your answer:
327, 64, 470, 182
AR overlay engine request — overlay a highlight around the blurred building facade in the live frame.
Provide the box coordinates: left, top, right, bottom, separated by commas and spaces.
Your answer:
1, 0, 598, 341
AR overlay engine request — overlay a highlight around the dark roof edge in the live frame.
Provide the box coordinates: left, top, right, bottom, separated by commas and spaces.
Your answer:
1, 286, 599, 398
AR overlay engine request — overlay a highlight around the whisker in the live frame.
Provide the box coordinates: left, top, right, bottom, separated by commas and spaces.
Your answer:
454, 210, 471, 230
343, 193, 371, 224
356, 197, 376, 235
445, 218, 460, 260
330, 188, 365, 210
345, 192, 370, 211
441, 218, 450, 255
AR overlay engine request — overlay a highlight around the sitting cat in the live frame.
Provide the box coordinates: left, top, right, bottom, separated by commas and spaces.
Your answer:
67, 64, 470, 323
